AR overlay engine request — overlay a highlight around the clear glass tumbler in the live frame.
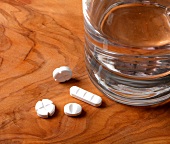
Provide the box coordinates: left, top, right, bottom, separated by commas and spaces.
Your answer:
83, 0, 170, 106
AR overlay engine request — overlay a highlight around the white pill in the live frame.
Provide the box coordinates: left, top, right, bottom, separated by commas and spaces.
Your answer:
35, 99, 55, 118
64, 103, 82, 116
70, 86, 102, 107
53, 66, 72, 82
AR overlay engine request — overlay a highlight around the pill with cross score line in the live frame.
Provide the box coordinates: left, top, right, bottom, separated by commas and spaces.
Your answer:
35, 99, 55, 118
70, 86, 102, 107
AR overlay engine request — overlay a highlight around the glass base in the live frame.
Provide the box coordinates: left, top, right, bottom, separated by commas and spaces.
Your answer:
88, 72, 170, 106
86, 58, 170, 106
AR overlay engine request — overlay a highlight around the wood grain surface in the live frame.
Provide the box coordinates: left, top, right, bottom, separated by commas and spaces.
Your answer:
0, 0, 170, 144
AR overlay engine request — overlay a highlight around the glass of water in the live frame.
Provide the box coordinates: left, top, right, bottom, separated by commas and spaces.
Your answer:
83, 0, 170, 106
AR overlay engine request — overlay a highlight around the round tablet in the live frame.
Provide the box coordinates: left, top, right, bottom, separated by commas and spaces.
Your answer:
53, 66, 72, 82
64, 103, 82, 116
35, 99, 55, 118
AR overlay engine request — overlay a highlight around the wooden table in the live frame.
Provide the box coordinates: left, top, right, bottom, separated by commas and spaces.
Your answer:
0, 0, 170, 143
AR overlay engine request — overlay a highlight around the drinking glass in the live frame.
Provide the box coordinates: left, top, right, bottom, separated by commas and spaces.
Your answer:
83, 0, 170, 106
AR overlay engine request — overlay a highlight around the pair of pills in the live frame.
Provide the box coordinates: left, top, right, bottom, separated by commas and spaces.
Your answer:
35, 86, 102, 118
64, 86, 102, 116
35, 99, 82, 118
